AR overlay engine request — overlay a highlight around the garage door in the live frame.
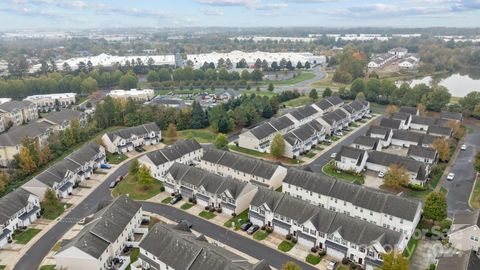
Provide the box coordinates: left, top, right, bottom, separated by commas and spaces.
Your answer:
222, 207, 234, 216
249, 212, 265, 226
298, 235, 316, 248
365, 264, 375, 270
272, 220, 290, 236
327, 247, 346, 260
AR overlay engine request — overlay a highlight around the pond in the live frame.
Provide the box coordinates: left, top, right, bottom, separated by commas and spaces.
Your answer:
397, 73, 480, 97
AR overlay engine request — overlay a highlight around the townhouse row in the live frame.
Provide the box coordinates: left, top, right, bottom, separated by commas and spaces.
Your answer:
101, 122, 162, 154
23, 142, 106, 199
238, 97, 370, 157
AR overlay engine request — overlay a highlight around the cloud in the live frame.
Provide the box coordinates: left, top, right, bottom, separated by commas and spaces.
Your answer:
203, 8, 224, 15
196, 0, 287, 10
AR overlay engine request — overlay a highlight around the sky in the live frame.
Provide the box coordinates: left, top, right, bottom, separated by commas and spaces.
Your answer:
1, 0, 480, 30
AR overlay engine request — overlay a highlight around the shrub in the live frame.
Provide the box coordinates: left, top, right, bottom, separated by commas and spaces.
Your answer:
188, 197, 193, 203
291, 238, 298, 244
171, 192, 175, 196
209, 207, 215, 212
286, 234, 292, 240
216, 208, 222, 213
319, 250, 326, 256
266, 227, 273, 233
160, 186, 165, 192
349, 262, 357, 269
205, 206, 210, 211
311, 247, 318, 253
342, 257, 350, 265
261, 225, 266, 230
231, 213, 236, 217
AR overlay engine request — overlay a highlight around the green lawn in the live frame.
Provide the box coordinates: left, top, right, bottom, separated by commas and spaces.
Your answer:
229, 145, 268, 158
112, 174, 163, 200
253, 230, 270, 241
267, 72, 315, 85
337, 266, 349, 270
13, 228, 41, 244
125, 248, 140, 270
199, 211, 217, 220
0, 266, 6, 270
42, 203, 72, 220
181, 203, 194, 210
282, 96, 312, 107
470, 177, 480, 209
305, 254, 323, 265
39, 266, 56, 270
161, 197, 173, 204
322, 162, 365, 184
224, 210, 249, 229
278, 240, 295, 252
403, 236, 420, 261
305, 151, 316, 158
106, 152, 128, 164
176, 128, 216, 144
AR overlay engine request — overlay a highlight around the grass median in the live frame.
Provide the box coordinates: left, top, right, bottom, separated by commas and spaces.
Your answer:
13, 228, 42, 244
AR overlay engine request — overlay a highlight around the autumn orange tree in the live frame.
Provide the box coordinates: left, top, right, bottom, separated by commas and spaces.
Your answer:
384, 164, 410, 189
384, 104, 399, 117
433, 138, 451, 162
445, 120, 465, 140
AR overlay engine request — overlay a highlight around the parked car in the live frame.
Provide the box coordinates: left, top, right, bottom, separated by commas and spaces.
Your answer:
334, 131, 343, 136
170, 194, 183, 205
247, 225, 260, 235
115, 175, 124, 183
109, 180, 117, 189
378, 171, 385, 178
100, 164, 111, 169
461, 144, 467, 151
327, 261, 337, 270
135, 147, 145, 153
240, 221, 253, 231
330, 152, 337, 158
343, 127, 352, 131
178, 219, 193, 228
364, 114, 372, 119
447, 173, 455, 181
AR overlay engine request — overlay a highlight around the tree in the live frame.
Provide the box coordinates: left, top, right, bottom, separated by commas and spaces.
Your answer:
166, 123, 177, 140
445, 120, 465, 140
119, 71, 138, 89
189, 101, 208, 129
309, 89, 318, 100
304, 61, 311, 69
433, 138, 450, 162
423, 191, 448, 221
137, 165, 154, 190
355, 92, 366, 101
81, 77, 98, 93
475, 151, 480, 172
41, 188, 61, 214
384, 104, 399, 117
322, 87, 332, 98
382, 251, 409, 270
268, 83, 274, 92
129, 159, 140, 175
270, 134, 285, 158
350, 78, 366, 95
17, 147, 37, 176
383, 164, 410, 189
214, 134, 229, 149
251, 69, 263, 83
0, 172, 8, 193
426, 86, 451, 112
459, 91, 480, 112
417, 103, 427, 116
282, 261, 301, 270
296, 61, 303, 69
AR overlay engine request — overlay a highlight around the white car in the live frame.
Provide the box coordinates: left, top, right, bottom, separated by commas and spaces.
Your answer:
447, 173, 455, 181
461, 144, 467, 151
327, 261, 337, 270
331, 152, 337, 158
378, 171, 385, 178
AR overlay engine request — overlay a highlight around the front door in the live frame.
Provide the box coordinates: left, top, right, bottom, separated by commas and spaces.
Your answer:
358, 258, 363, 265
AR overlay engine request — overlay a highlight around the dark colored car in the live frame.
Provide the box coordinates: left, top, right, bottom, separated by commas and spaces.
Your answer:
170, 194, 183, 205
100, 164, 112, 169
247, 225, 260, 235
115, 175, 124, 183
240, 221, 252, 231
109, 181, 117, 189
135, 147, 145, 153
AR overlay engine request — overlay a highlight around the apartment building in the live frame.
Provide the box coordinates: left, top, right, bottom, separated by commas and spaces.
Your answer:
440, 111, 463, 123
285, 104, 322, 127
391, 129, 442, 148
138, 222, 271, 270
238, 115, 295, 153
365, 126, 392, 148
281, 168, 422, 239
0, 100, 38, 127
407, 145, 438, 165
24, 93, 76, 111
0, 188, 41, 248
283, 120, 325, 158
351, 136, 381, 151
38, 109, 87, 131
55, 196, 143, 270
107, 89, 154, 102
334, 146, 368, 173
138, 139, 203, 179
199, 149, 287, 189
249, 188, 407, 270
341, 100, 370, 121
165, 163, 258, 215
23, 142, 105, 199
102, 123, 161, 153
0, 121, 54, 167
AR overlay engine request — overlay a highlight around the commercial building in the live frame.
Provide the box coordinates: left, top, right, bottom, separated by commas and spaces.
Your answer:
24, 93, 76, 111
107, 89, 154, 102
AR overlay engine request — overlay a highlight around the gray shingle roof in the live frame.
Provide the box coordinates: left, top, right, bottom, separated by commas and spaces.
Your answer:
391, 112, 411, 122
0, 121, 53, 146
411, 115, 436, 126
252, 188, 402, 248
201, 149, 281, 180
0, 101, 34, 112
379, 118, 402, 129
58, 196, 141, 259
0, 188, 35, 225
353, 135, 379, 148
440, 111, 463, 121
106, 122, 160, 141
436, 250, 480, 270
335, 146, 365, 166
268, 116, 294, 131
140, 223, 269, 270
366, 126, 391, 140
249, 122, 277, 140
399, 106, 418, 115
392, 130, 441, 146
325, 96, 344, 106
427, 125, 452, 136
288, 105, 319, 121
283, 121, 324, 146
407, 145, 437, 160
316, 99, 334, 110
145, 139, 201, 166
66, 142, 103, 165
283, 168, 421, 221
42, 109, 84, 125
367, 151, 428, 181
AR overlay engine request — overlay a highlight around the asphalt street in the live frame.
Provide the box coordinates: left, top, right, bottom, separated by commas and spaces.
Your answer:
275, 65, 326, 94
442, 124, 480, 216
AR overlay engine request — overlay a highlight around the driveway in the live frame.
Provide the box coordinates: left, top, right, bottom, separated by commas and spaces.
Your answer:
441, 124, 480, 216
